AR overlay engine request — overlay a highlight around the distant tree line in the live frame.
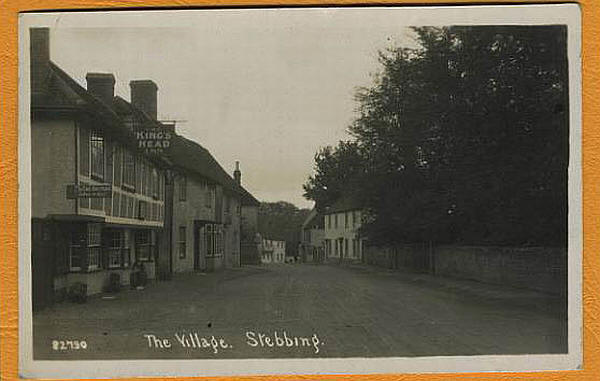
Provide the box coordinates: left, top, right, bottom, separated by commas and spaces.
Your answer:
258, 201, 311, 257
304, 26, 568, 247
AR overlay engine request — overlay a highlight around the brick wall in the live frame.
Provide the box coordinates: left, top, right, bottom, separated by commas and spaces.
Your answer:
365, 244, 567, 295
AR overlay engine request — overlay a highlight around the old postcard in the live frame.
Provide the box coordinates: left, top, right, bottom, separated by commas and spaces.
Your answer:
18, 4, 581, 378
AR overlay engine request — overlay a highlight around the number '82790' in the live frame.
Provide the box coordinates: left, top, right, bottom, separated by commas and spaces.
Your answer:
52, 339, 88, 351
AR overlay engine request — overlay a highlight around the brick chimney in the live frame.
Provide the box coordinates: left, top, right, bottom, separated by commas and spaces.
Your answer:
130, 80, 158, 120
162, 122, 176, 133
86, 73, 115, 104
30, 28, 50, 92
234, 161, 241, 185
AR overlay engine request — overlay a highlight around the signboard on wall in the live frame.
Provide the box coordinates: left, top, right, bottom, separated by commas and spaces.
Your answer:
66, 184, 112, 199
136, 129, 172, 155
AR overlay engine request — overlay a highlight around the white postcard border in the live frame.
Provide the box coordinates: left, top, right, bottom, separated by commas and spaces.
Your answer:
18, 4, 582, 378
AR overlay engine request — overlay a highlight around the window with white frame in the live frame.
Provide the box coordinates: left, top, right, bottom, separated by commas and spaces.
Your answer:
123, 150, 136, 189
87, 224, 102, 270
135, 230, 153, 261
152, 168, 159, 199
106, 230, 123, 269
90, 130, 104, 180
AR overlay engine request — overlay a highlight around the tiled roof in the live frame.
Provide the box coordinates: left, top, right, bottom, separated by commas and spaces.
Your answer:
165, 134, 242, 194
240, 186, 260, 207
32, 60, 260, 200
33, 62, 135, 146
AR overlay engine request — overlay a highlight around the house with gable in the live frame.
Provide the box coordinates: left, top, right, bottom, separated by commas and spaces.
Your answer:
162, 133, 244, 273
30, 28, 170, 309
299, 208, 325, 263
323, 196, 366, 263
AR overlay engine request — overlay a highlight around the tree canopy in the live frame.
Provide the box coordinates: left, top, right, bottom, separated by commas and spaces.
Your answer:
258, 201, 311, 256
303, 26, 568, 247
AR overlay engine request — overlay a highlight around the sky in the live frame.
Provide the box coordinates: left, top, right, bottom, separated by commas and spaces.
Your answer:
46, 9, 417, 209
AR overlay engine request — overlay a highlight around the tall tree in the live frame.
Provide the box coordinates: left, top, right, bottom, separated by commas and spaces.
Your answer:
305, 25, 568, 247
303, 140, 365, 211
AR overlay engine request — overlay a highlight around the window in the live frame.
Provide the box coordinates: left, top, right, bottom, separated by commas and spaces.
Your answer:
345, 212, 349, 228
79, 128, 90, 176
123, 150, 136, 189
327, 215, 331, 229
178, 226, 187, 259
106, 230, 129, 269
344, 239, 348, 258
179, 175, 187, 201
353, 211, 357, 227
90, 192, 103, 211
90, 130, 104, 180
205, 184, 214, 208
113, 192, 121, 217
129, 196, 135, 219
113, 146, 122, 186
87, 224, 102, 270
120, 194, 127, 218
69, 228, 86, 271
135, 230, 153, 261
334, 214, 338, 229
123, 232, 130, 267
204, 224, 223, 257
142, 162, 150, 196
152, 168, 159, 199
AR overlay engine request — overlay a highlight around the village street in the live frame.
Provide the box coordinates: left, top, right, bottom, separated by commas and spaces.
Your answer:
33, 263, 567, 360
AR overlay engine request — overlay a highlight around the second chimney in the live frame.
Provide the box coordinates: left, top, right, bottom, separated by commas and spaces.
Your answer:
30, 28, 50, 92
234, 161, 241, 185
130, 80, 158, 120
86, 73, 115, 104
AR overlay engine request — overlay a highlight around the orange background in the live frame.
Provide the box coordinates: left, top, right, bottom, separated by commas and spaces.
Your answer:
0, 0, 597, 380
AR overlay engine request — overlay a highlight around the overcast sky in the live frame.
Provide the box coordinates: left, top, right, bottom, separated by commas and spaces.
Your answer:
46, 9, 417, 209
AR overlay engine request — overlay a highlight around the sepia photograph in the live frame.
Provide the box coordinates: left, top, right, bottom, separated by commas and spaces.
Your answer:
19, 4, 581, 378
